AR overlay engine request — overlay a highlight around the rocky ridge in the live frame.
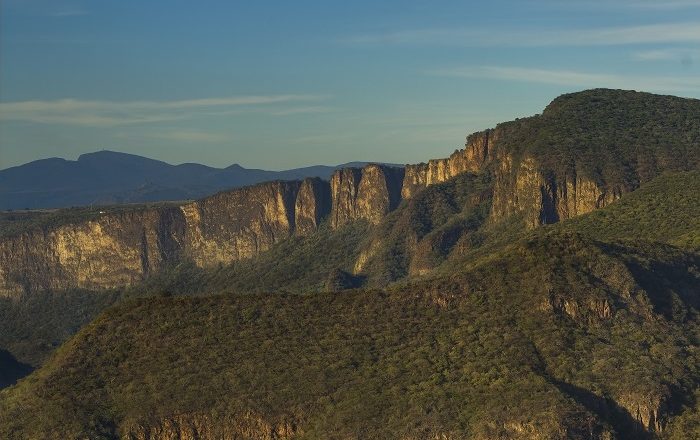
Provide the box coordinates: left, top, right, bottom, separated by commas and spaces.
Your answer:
2, 89, 698, 295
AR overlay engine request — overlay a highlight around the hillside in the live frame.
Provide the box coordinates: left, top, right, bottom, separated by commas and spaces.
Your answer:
0, 150, 392, 210
0, 89, 699, 439
1, 229, 698, 439
3, 89, 699, 299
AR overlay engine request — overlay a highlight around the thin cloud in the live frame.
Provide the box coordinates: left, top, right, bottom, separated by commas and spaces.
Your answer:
0, 95, 328, 126
632, 48, 699, 62
269, 106, 333, 116
148, 131, 229, 143
431, 66, 700, 93
344, 22, 700, 47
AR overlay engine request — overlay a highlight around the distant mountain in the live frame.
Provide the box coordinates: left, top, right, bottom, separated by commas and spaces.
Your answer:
0, 150, 400, 210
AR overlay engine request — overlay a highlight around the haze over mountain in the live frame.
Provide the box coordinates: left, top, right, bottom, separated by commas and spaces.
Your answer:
0, 151, 398, 210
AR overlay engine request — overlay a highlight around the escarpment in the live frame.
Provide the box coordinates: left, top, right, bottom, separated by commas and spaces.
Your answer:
401, 129, 494, 199
294, 177, 331, 236
330, 164, 405, 227
0, 208, 186, 295
2, 89, 699, 295
180, 180, 301, 266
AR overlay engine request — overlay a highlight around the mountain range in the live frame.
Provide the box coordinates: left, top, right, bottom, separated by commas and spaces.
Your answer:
0, 89, 699, 439
0, 151, 398, 210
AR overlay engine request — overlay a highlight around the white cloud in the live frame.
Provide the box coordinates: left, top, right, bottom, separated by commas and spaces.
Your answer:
344, 22, 700, 47
631, 48, 700, 62
0, 95, 328, 126
430, 66, 700, 93
269, 106, 333, 116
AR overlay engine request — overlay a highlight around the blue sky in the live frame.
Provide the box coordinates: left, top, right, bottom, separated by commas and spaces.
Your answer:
1, 0, 700, 169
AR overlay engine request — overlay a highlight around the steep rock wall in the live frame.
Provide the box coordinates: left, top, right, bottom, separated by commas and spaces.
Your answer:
0, 208, 185, 296
490, 153, 625, 228
295, 177, 331, 236
401, 130, 494, 199
180, 180, 300, 266
0, 181, 303, 296
330, 164, 405, 228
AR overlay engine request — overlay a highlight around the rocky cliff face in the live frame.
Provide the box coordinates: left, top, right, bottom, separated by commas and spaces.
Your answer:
0, 165, 402, 295
490, 153, 625, 228
0, 208, 185, 295
401, 130, 493, 199
125, 413, 298, 440
180, 180, 300, 266
4, 91, 698, 295
330, 164, 405, 227
294, 177, 331, 236
0, 180, 303, 296
0, 131, 664, 296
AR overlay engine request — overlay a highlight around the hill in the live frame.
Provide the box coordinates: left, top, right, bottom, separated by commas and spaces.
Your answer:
1, 229, 698, 439
0, 150, 396, 210
0, 89, 699, 439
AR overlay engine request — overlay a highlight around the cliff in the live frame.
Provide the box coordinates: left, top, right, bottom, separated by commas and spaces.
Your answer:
330, 164, 405, 227
0, 180, 304, 295
2, 89, 699, 295
180, 180, 300, 266
0, 208, 185, 295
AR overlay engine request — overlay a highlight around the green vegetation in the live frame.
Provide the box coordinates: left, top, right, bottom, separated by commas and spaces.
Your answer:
556, 171, 700, 250
493, 89, 700, 188
1, 232, 698, 439
0, 289, 121, 366
1, 89, 699, 439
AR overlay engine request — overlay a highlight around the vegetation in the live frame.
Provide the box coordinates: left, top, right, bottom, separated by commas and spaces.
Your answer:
1, 231, 698, 439
0, 89, 699, 439
556, 170, 700, 250
492, 89, 700, 189
0, 289, 121, 366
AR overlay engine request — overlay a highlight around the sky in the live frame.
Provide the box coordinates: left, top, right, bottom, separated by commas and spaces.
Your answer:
1, 0, 700, 170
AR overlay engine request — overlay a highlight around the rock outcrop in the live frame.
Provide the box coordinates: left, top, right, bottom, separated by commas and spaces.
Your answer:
490, 154, 625, 228
181, 180, 300, 266
401, 130, 493, 199
125, 412, 298, 440
4, 90, 699, 295
330, 164, 405, 227
294, 177, 331, 236
0, 208, 185, 295
0, 180, 304, 295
